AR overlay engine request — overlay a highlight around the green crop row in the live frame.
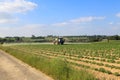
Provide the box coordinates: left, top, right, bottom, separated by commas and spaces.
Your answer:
5, 45, 120, 72
8, 42, 120, 61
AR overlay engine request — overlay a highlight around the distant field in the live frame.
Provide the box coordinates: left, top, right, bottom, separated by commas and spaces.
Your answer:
3, 42, 91, 46
1, 41, 120, 80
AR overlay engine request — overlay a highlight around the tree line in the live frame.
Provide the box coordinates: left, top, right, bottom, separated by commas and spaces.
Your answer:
0, 35, 120, 44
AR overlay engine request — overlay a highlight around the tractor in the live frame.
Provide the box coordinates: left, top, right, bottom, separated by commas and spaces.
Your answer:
53, 37, 65, 45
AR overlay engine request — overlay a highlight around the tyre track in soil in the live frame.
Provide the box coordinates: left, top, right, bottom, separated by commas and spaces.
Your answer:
0, 50, 53, 80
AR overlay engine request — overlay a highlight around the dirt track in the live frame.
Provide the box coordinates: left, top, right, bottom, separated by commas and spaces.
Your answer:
0, 50, 53, 80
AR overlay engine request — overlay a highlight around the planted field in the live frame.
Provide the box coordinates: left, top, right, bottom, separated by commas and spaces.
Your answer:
1, 41, 120, 80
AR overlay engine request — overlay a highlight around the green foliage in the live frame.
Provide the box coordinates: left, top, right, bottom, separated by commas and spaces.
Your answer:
97, 68, 112, 74
107, 59, 115, 63
114, 72, 120, 76
99, 68, 106, 73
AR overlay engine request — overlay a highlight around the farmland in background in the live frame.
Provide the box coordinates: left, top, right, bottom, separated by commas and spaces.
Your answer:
1, 40, 120, 80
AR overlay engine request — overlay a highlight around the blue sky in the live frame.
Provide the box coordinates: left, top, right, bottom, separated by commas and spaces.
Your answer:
0, 0, 120, 37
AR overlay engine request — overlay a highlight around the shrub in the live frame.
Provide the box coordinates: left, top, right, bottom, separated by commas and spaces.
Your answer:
114, 72, 120, 76
106, 70, 112, 74
99, 68, 106, 73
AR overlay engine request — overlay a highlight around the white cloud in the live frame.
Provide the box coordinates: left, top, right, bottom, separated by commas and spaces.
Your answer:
117, 22, 120, 25
0, 0, 37, 24
111, 26, 119, 30
52, 16, 105, 27
0, 18, 18, 23
116, 13, 120, 17
70, 16, 105, 23
0, 22, 120, 37
0, 24, 46, 37
52, 22, 69, 26
0, 13, 18, 23
0, 0, 37, 13
109, 22, 114, 25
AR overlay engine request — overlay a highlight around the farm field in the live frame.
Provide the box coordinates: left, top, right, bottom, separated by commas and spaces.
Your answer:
1, 41, 120, 80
